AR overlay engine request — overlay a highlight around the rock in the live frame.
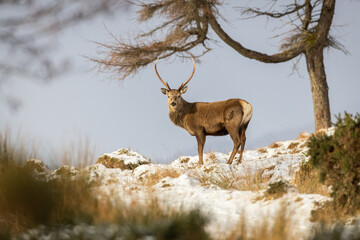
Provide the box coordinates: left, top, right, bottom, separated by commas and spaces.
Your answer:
96, 148, 151, 170
54, 165, 79, 177
25, 159, 48, 173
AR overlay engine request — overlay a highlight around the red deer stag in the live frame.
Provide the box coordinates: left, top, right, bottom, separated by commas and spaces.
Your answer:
155, 58, 253, 165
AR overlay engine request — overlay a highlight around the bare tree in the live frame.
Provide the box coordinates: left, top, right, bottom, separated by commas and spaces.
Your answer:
95, 0, 346, 132
0, 0, 129, 84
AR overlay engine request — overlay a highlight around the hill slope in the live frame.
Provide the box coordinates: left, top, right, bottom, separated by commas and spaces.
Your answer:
25, 131, 334, 239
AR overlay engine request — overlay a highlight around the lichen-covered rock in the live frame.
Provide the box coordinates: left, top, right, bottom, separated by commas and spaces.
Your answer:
96, 148, 150, 170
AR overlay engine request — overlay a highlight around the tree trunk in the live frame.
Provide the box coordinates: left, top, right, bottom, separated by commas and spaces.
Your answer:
305, 48, 332, 131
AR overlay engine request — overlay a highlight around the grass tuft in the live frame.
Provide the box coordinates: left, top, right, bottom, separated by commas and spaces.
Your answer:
189, 166, 266, 191
294, 160, 328, 196
140, 167, 181, 186
227, 204, 296, 240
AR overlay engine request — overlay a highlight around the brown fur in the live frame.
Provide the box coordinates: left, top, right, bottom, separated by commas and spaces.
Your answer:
162, 88, 253, 165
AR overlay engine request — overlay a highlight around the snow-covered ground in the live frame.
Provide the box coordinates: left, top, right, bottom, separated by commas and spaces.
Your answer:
24, 131, 338, 239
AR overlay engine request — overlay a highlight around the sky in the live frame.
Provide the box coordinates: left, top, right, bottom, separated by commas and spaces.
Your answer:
1, 1, 359, 165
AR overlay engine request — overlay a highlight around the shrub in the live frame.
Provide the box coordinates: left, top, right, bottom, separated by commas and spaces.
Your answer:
265, 180, 288, 199
307, 112, 360, 214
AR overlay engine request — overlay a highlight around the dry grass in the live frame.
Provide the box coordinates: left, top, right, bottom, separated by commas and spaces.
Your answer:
188, 168, 235, 189
209, 169, 239, 190
238, 167, 266, 191
206, 152, 219, 163
227, 203, 297, 240
269, 142, 282, 148
188, 166, 266, 191
225, 202, 360, 240
287, 142, 300, 150
0, 163, 95, 234
0, 130, 37, 166
311, 199, 360, 226
59, 137, 96, 169
297, 132, 311, 140
139, 167, 182, 186
257, 148, 268, 154
294, 161, 328, 196
0, 132, 208, 238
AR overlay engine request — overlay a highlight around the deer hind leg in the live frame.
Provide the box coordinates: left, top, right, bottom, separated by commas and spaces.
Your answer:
237, 123, 249, 164
195, 132, 206, 165
227, 126, 241, 164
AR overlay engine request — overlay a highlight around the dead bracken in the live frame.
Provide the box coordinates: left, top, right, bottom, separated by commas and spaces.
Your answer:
287, 142, 300, 149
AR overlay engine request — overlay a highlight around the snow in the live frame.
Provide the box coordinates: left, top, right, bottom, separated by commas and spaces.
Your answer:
26, 130, 339, 239
100, 148, 151, 166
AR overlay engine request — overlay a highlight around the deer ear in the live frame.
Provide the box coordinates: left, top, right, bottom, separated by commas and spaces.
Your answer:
161, 88, 169, 95
180, 86, 188, 94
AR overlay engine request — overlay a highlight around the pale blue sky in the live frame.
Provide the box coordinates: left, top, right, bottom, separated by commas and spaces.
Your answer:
1, 1, 359, 164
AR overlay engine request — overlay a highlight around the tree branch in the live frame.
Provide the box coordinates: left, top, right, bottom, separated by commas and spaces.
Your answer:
314, 0, 336, 48
206, 10, 305, 63
93, 0, 213, 79
239, 2, 306, 19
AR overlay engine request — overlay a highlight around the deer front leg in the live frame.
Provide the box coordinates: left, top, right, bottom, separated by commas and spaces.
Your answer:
195, 132, 206, 165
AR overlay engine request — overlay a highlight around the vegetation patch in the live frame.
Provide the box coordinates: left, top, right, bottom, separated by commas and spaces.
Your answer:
227, 204, 296, 240
206, 152, 218, 162
227, 203, 360, 240
287, 142, 300, 150
269, 142, 282, 148
0, 163, 95, 235
307, 112, 360, 216
209, 170, 238, 190
310, 223, 360, 240
297, 132, 311, 140
96, 155, 142, 170
264, 180, 288, 200
294, 161, 328, 196
257, 148, 268, 154
179, 157, 190, 163
189, 167, 267, 191
261, 165, 275, 182
140, 168, 181, 186
0, 134, 208, 239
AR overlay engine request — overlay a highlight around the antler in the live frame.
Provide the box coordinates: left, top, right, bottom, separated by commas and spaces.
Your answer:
154, 58, 171, 90
178, 58, 195, 91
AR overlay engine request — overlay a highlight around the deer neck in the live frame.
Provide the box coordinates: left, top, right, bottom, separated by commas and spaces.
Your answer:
168, 98, 192, 128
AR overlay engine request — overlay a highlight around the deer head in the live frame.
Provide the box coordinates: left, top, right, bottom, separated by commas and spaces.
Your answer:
155, 58, 195, 111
